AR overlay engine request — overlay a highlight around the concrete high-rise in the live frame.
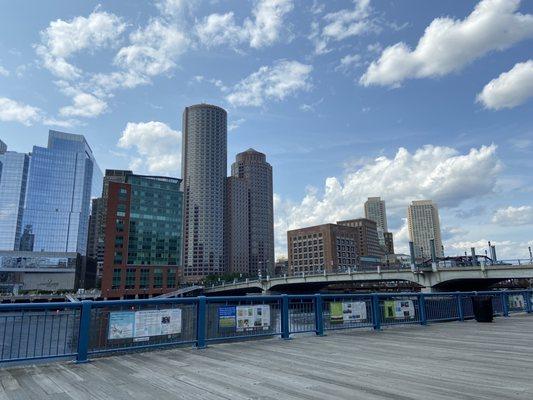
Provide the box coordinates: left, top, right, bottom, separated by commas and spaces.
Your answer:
0, 143, 30, 250
226, 149, 274, 276
407, 200, 443, 260
182, 104, 227, 281
364, 197, 388, 248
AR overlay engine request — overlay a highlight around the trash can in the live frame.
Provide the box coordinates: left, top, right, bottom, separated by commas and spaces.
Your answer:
471, 296, 493, 322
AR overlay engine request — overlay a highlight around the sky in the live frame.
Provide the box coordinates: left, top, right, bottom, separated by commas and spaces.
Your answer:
0, 0, 532, 260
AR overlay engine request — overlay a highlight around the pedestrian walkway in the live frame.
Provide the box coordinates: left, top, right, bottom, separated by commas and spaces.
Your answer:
1, 315, 532, 399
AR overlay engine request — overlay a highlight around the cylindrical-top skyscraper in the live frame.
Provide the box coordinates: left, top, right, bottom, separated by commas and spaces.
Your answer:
231, 149, 274, 276
182, 104, 227, 281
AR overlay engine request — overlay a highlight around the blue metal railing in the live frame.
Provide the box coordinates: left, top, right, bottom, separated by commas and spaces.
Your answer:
0, 289, 531, 364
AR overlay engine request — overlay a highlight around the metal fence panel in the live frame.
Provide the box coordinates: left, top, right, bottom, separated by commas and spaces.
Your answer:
425, 295, 460, 322
0, 306, 80, 362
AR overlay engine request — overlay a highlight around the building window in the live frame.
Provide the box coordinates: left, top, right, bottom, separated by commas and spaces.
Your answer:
140, 269, 149, 289
125, 268, 136, 289
167, 268, 176, 288
112, 268, 121, 289
153, 268, 163, 288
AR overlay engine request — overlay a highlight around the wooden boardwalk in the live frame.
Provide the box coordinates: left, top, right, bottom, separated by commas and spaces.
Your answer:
1, 315, 532, 399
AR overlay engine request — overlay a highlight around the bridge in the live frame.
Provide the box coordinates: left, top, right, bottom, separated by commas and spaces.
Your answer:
205, 262, 533, 294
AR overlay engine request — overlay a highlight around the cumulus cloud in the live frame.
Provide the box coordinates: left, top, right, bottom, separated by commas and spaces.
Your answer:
361, 0, 533, 87
0, 97, 41, 126
226, 60, 312, 107
310, 0, 375, 54
59, 92, 107, 118
477, 60, 533, 110
274, 144, 501, 256
335, 54, 362, 73
115, 19, 188, 78
195, 0, 293, 49
0, 96, 77, 127
35, 11, 126, 80
492, 206, 533, 226
0, 65, 9, 77
118, 121, 181, 175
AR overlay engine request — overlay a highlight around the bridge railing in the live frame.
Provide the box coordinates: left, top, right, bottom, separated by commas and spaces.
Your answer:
0, 289, 531, 365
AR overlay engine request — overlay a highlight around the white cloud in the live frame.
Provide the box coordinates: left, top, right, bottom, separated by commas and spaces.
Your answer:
311, 0, 375, 55
0, 97, 41, 126
35, 11, 126, 80
335, 54, 362, 73
226, 60, 312, 107
118, 121, 181, 175
155, 0, 189, 18
59, 92, 107, 118
115, 19, 188, 77
361, 0, 533, 87
195, 0, 293, 49
492, 206, 533, 226
228, 118, 245, 131
477, 60, 533, 110
0, 65, 9, 77
274, 144, 501, 256
0, 97, 77, 127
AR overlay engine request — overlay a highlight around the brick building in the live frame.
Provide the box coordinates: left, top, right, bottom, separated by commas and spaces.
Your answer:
100, 173, 182, 299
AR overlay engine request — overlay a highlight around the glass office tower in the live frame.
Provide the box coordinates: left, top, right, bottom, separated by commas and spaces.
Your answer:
0, 145, 30, 250
22, 131, 102, 254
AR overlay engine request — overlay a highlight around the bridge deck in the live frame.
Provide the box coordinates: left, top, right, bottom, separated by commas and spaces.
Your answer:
1, 315, 532, 399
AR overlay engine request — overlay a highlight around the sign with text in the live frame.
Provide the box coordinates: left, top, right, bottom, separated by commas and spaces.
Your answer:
236, 305, 270, 332
330, 301, 367, 324
108, 308, 182, 340
218, 306, 237, 329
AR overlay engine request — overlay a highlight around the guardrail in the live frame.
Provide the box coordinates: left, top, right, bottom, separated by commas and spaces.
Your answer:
0, 289, 531, 365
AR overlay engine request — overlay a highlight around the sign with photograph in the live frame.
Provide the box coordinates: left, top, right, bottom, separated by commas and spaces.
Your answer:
330, 301, 367, 324
236, 305, 270, 332
508, 294, 525, 309
218, 306, 237, 329
384, 300, 415, 319
108, 311, 135, 340
108, 308, 182, 340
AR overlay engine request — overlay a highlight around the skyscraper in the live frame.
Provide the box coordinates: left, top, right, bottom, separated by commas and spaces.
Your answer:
224, 176, 249, 275
0, 139, 7, 155
227, 149, 274, 276
364, 197, 388, 248
407, 200, 443, 260
0, 144, 30, 250
182, 104, 227, 281
22, 130, 102, 254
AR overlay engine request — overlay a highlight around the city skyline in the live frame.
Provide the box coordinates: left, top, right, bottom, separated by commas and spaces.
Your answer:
0, 0, 532, 260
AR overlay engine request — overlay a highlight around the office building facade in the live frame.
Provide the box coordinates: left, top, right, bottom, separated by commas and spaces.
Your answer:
0, 146, 30, 251
364, 197, 389, 249
407, 200, 444, 260
227, 149, 274, 276
287, 224, 358, 276
337, 218, 384, 261
22, 131, 102, 254
100, 173, 182, 298
182, 104, 227, 281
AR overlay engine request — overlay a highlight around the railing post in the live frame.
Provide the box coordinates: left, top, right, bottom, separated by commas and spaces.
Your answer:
457, 293, 464, 321
501, 292, 509, 317
314, 294, 324, 336
419, 293, 427, 325
372, 294, 381, 330
281, 294, 291, 339
524, 291, 531, 314
196, 296, 207, 348
76, 300, 92, 363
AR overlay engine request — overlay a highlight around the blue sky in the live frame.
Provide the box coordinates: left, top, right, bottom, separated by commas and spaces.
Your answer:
1, 0, 532, 259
